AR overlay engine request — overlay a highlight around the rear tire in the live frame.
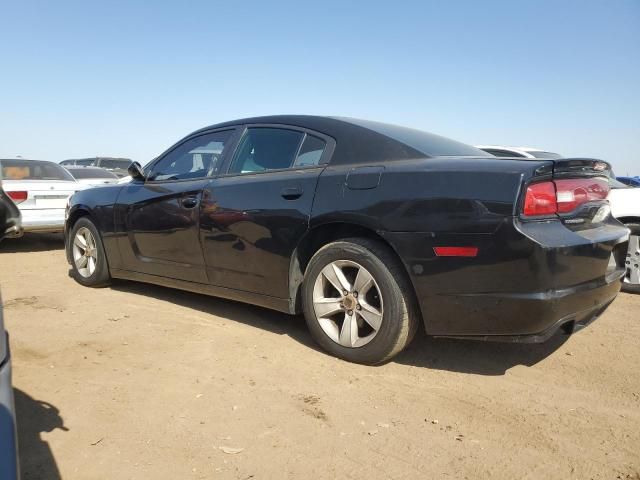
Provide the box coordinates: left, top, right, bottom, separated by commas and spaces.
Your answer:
622, 222, 640, 294
67, 217, 111, 287
302, 238, 419, 365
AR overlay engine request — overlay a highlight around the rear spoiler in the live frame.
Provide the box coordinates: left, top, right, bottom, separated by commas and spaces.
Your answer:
552, 158, 612, 179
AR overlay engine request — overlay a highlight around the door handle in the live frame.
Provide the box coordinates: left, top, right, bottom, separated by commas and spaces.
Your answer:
281, 186, 303, 200
181, 196, 199, 209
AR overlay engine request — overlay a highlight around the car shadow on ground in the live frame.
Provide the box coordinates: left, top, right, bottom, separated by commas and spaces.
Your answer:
111, 280, 568, 376
394, 328, 569, 375
110, 280, 320, 351
14, 388, 67, 480
0, 234, 64, 254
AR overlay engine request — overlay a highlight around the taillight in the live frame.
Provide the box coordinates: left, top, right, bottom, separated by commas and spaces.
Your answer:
523, 178, 609, 217
554, 178, 609, 213
523, 182, 557, 216
7, 190, 28, 204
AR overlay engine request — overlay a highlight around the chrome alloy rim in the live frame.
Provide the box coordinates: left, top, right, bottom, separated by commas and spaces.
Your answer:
73, 227, 98, 278
625, 234, 640, 285
312, 260, 384, 348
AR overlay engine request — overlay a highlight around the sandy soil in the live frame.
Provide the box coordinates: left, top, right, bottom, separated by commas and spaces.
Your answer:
1, 233, 639, 480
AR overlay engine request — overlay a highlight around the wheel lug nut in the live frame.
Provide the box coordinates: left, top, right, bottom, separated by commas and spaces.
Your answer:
343, 290, 348, 296
353, 291, 358, 298
347, 310, 353, 316
356, 305, 361, 310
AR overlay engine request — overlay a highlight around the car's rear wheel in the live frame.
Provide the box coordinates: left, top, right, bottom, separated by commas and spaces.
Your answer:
302, 238, 419, 365
68, 217, 111, 287
622, 222, 640, 294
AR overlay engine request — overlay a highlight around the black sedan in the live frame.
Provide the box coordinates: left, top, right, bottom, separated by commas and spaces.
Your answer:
64, 116, 629, 364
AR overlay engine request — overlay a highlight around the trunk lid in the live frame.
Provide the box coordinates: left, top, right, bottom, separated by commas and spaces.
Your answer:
3, 180, 85, 210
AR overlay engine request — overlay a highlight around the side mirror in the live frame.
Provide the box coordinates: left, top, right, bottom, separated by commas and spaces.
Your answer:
127, 162, 146, 181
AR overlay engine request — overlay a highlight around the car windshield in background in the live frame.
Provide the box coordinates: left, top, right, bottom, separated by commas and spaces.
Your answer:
528, 151, 563, 159
100, 159, 131, 169
340, 118, 491, 157
68, 168, 118, 179
0, 159, 75, 181
609, 178, 630, 189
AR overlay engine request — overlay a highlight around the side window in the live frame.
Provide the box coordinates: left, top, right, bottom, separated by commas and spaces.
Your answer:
229, 128, 304, 174
148, 130, 234, 181
294, 134, 326, 167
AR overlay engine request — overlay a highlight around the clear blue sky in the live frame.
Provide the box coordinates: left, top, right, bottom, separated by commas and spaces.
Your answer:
1, 0, 638, 174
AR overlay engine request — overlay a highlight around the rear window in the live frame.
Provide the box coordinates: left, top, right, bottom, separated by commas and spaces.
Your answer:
68, 168, 117, 179
343, 118, 491, 157
0, 159, 75, 181
528, 151, 563, 159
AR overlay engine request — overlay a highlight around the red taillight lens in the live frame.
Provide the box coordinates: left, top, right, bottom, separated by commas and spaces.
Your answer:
523, 178, 610, 217
7, 190, 28, 204
523, 182, 557, 216
554, 178, 609, 213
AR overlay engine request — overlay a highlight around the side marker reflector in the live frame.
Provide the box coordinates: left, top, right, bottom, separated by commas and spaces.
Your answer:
433, 247, 478, 257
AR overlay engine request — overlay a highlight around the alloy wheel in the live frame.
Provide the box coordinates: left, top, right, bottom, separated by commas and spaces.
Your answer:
312, 260, 384, 348
73, 227, 98, 278
625, 234, 640, 285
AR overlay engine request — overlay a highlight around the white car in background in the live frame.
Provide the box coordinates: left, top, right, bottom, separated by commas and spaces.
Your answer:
0, 158, 86, 234
608, 178, 640, 292
477, 145, 639, 293
475, 145, 564, 159
64, 166, 119, 187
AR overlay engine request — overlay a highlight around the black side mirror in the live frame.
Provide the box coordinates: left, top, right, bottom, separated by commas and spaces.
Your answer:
128, 162, 146, 181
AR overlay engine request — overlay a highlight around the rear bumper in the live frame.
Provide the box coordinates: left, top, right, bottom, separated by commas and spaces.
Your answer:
0, 339, 19, 480
19, 208, 65, 233
383, 216, 629, 339
433, 275, 621, 343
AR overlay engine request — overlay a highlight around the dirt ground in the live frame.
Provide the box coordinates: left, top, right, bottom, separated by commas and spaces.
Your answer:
1, 234, 639, 480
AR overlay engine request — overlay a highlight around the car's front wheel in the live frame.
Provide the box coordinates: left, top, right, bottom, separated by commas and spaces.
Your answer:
622, 222, 640, 294
302, 238, 419, 365
68, 217, 111, 287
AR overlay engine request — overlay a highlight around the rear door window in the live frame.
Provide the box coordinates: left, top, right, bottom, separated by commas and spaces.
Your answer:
229, 128, 304, 174
293, 134, 326, 167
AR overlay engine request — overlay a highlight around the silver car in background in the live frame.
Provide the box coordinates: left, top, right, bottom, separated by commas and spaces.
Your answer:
0, 159, 85, 233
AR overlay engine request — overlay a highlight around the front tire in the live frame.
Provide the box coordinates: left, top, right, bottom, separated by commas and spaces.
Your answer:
68, 217, 111, 287
622, 222, 640, 294
302, 238, 419, 365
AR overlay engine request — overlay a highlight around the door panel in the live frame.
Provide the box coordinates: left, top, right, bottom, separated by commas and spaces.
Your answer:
114, 128, 239, 283
116, 179, 210, 283
200, 167, 324, 298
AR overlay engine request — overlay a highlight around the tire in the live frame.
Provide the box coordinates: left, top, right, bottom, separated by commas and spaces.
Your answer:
622, 222, 640, 294
302, 238, 419, 365
67, 217, 111, 287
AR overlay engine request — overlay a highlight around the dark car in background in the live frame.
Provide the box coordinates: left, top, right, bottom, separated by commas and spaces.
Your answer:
616, 176, 640, 187
64, 116, 629, 364
0, 176, 20, 480
60, 157, 132, 178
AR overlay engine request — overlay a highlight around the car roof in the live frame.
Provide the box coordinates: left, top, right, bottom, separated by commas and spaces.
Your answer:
0, 158, 58, 164
191, 115, 487, 165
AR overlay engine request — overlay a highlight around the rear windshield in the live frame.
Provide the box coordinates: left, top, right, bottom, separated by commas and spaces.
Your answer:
67, 168, 117, 179
342, 118, 491, 157
0, 159, 75, 181
528, 151, 563, 159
